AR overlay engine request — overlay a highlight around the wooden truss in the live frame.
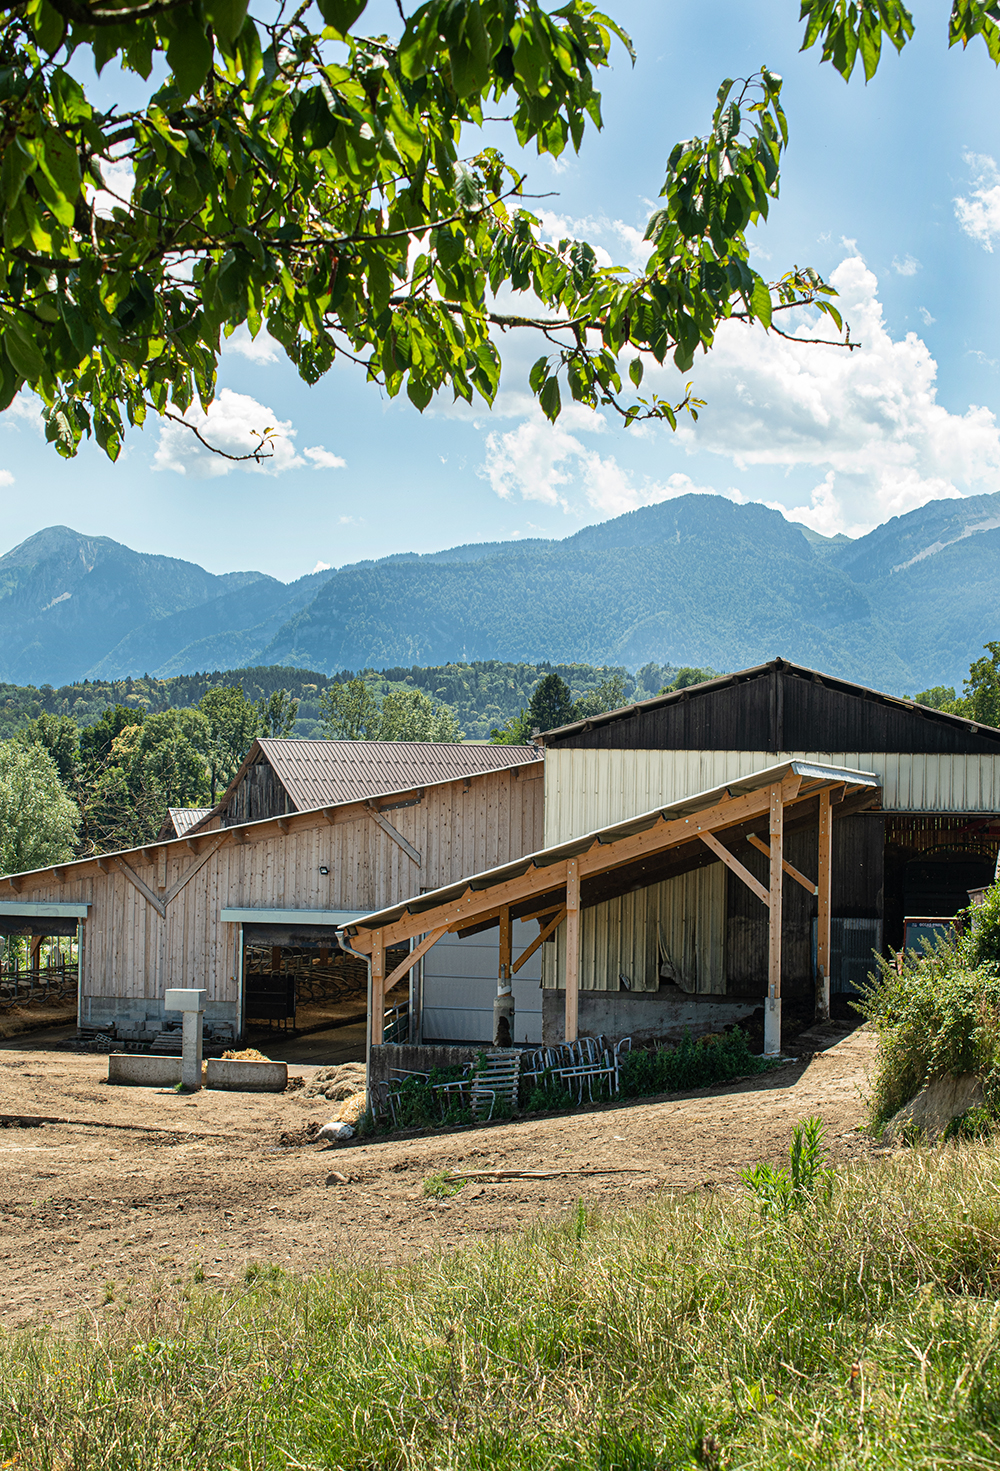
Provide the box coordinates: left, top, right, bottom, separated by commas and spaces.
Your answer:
346, 766, 875, 1056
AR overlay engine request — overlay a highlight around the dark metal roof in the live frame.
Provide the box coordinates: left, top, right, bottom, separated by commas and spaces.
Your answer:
535, 657, 1000, 746
254, 738, 541, 811
345, 759, 879, 937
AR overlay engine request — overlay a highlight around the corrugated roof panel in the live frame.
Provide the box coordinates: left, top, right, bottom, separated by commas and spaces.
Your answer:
257, 738, 541, 811
166, 808, 214, 836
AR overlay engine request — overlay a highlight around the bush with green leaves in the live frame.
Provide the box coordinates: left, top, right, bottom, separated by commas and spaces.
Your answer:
855, 930, 1000, 1126
619, 1027, 771, 1099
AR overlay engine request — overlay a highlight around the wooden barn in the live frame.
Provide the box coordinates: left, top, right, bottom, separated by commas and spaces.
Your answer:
530, 658, 1000, 1040
0, 742, 543, 1046
344, 659, 1000, 1060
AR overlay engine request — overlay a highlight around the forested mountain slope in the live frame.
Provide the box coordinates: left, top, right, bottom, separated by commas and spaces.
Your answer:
5, 489, 1000, 692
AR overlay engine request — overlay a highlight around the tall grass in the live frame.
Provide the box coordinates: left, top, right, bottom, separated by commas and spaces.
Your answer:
6, 1144, 1000, 1468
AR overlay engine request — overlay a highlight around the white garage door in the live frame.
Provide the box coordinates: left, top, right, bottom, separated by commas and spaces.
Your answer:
420, 919, 544, 1045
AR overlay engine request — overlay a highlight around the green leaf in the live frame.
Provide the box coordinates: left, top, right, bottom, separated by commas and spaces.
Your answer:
539, 373, 561, 422
37, 131, 81, 226
50, 71, 91, 125
316, 0, 367, 34
529, 355, 549, 393
407, 376, 433, 411
32, 0, 67, 55
162, 13, 213, 99
3, 326, 45, 383
750, 274, 773, 329
629, 356, 643, 388
204, 0, 248, 47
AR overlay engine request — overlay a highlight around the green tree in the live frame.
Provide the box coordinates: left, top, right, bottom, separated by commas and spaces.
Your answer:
319, 677, 383, 741
951, 642, 1000, 729
257, 689, 299, 738
572, 671, 625, 720
15, 711, 80, 785
320, 676, 461, 741
199, 686, 260, 802
0, 740, 78, 873
658, 666, 720, 694
527, 673, 575, 733
0, 1, 852, 463
85, 710, 211, 851
78, 703, 145, 770
489, 707, 532, 745
914, 685, 957, 712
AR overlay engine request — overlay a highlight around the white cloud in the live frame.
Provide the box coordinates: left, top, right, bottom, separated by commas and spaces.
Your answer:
919, 306, 936, 326
892, 253, 920, 276
90, 156, 135, 221
304, 445, 347, 470
153, 388, 307, 479
312, 560, 332, 572
661, 252, 1000, 531
955, 152, 1000, 251
1, 393, 44, 435
480, 403, 740, 517
224, 324, 281, 364
477, 250, 1000, 536
339, 514, 363, 525
0, 469, 13, 487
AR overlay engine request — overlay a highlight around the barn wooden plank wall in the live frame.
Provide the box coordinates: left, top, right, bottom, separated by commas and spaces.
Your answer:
544, 749, 1000, 845
4, 765, 543, 1018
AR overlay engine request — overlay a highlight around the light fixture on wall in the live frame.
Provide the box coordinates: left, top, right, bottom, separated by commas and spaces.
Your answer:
319, 866, 329, 875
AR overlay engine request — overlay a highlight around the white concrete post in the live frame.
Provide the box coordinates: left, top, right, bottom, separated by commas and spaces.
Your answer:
165, 988, 207, 1091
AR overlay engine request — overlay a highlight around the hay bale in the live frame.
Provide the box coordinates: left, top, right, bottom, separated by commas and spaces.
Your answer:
302, 1063, 366, 1101
335, 1091, 368, 1124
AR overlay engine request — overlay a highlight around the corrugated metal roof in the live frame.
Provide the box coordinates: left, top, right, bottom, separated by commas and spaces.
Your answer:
254, 738, 541, 812
345, 759, 880, 936
166, 808, 214, 836
537, 657, 1000, 745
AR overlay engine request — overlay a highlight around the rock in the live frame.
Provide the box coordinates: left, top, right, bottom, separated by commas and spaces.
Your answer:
317, 1120, 355, 1142
884, 1072, 985, 1142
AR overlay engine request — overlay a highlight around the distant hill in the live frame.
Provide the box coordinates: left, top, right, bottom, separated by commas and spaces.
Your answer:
3, 490, 1000, 692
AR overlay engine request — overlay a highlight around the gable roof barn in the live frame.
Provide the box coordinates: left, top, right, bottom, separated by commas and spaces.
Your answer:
158, 807, 214, 841
193, 737, 543, 831
535, 657, 1000, 756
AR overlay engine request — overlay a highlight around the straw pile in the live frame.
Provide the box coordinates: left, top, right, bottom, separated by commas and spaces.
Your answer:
221, 1047, 271, 1061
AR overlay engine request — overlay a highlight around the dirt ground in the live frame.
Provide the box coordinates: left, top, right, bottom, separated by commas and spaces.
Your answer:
0, 1024, 876, 1327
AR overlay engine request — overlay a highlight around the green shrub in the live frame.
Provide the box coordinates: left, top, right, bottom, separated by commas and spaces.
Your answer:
619, 1027, 771, 1098
854, 935, 1000, 1125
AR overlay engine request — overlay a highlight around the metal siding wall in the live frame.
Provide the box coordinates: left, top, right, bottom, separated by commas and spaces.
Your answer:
542, 863, 725, 992
544, 749, 1000, 845
421, 920, 543, 1044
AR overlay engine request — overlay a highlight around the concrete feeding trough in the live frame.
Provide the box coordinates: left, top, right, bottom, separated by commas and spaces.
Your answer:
205, 1058, 288, 1092
108, 1054, 184, 1087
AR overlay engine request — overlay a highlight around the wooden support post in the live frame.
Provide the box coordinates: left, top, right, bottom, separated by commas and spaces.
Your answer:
157, 847, 168, 892
370, 929, 385, 1047
495, 905, 514, 1046
564, 859, 580, 1043
816, 788, 832, 1022
765, 783, 783, 1056
270, 946, 282, 974
30, 935, 42, 973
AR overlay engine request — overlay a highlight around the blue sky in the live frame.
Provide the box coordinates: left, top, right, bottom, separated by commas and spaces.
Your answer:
4, 0, 1000, 579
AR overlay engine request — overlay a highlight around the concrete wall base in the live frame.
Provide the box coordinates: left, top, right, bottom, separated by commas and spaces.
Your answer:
369, 1043, 482, 1094
108, 1054, 183, 1087
541, 986, 761, 1046
205, 1059, 287, 1092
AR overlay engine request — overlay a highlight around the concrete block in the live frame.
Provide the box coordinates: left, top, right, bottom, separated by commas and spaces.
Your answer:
108, 1054, 183, 1087
206, 1058, 288, 1092
542, 986, 761, 1046
164, 988, 207, 1012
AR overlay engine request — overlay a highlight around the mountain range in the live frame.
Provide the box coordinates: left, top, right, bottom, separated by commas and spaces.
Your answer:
2, 491, 999, 693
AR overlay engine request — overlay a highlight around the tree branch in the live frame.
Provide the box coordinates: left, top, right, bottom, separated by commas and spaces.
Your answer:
160, 408, 276, 462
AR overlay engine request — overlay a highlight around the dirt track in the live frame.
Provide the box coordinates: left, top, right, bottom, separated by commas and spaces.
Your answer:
0, 1026, 876, 1326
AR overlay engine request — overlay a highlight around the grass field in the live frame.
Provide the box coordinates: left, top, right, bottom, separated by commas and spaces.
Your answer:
4, 1139, 1000, 1470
